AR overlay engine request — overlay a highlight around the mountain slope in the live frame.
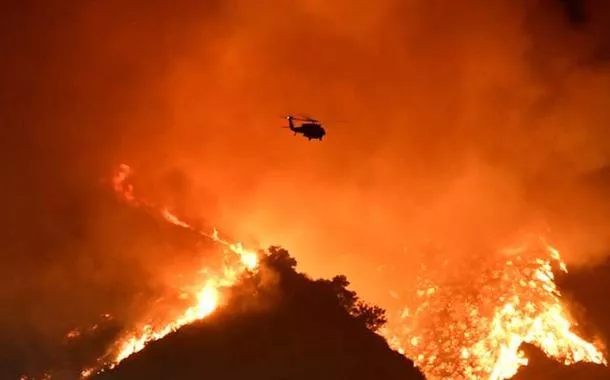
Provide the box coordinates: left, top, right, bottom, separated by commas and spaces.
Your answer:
94, 247, 425, 380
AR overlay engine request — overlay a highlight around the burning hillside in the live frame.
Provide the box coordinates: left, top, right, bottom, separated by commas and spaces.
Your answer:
81, 165, 260, 375
91, 246, 425, 380
17, 165, 610, 380
19, 164, 425, 380
383, 236, 607, 379
17, 165, 262, 379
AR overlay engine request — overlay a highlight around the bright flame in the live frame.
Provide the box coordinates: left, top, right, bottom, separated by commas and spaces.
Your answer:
112, 281, 221, 364
81, 164, 260, 376
382, 236, 607, 379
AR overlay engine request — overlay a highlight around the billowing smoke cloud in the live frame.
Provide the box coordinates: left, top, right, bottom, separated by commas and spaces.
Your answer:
2, 0, 610, 374
121, 0, 610, 288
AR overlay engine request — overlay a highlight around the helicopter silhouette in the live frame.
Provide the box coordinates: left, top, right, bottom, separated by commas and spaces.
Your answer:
283, 115, 326, 141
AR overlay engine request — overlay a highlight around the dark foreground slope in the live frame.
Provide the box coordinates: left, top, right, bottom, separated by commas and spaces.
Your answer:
9, 186, 424, 379
2, 187, 224, 379
94, 247, 425, 380
512, 343, 609, 380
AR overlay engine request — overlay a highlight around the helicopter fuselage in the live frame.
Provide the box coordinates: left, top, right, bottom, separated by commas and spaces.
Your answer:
287, 118, 326, 140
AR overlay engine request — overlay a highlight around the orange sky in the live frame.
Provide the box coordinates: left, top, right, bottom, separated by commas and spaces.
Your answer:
2, 0, 610, 353
102, 0, 610, 301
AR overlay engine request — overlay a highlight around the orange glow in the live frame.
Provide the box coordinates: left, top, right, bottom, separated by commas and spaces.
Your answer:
10, 3, 610, 380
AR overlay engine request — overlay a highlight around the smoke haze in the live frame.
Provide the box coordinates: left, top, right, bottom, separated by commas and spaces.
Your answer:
2, 0, 610, 373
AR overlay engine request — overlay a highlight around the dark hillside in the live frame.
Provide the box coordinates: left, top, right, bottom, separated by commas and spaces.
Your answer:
94, 247, 425, 380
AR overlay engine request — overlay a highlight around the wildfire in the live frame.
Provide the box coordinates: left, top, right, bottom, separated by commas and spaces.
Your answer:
26, 164, 607, 380
383, 236, 607, 379
80, 164, 260, 376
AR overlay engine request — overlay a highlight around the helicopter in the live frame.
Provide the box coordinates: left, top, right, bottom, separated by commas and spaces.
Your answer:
283, 115, 326, 141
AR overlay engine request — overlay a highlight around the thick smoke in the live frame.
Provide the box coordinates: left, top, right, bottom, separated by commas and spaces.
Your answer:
1, 0, 610, 374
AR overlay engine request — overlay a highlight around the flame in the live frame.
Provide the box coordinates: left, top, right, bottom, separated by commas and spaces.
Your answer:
382, 236, 607, 379
112, 165, 258, 271
111, 280, 221, 364
79, 164, 260, 376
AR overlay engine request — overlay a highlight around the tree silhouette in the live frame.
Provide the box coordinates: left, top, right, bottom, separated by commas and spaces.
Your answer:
266, 245, 298, 272
224, 245, 388, 332
315, 270, 387, 332
352, 302, 387, 332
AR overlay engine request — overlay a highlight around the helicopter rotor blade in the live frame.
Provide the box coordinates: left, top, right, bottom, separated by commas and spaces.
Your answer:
293, 117, 320, 122
283, 114, 319, 122
292, 114, 311, 119
294, 114, 316, 121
